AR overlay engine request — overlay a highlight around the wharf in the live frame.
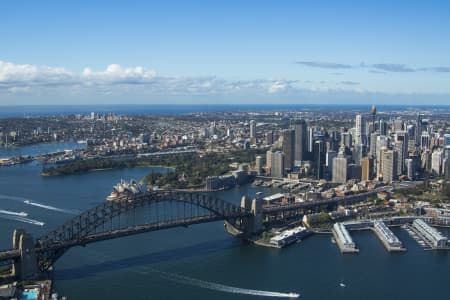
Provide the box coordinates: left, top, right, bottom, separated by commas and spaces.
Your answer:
332, 227, 359, 254
370, 228, 406, 252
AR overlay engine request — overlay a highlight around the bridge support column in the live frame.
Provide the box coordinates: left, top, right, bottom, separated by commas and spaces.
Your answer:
225, 194, 263, 238
12, 229, 40, 280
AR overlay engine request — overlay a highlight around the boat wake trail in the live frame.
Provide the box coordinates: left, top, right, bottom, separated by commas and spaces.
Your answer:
23, 200, 79, 215
0, 214, 45, 226
0, 209, 28, 217
157, 271, 300, 298
0, 194, 79, 215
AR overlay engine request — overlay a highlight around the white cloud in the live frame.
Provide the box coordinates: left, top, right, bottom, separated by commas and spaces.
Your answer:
0, 60, 74, 87
82, 64, 157, 84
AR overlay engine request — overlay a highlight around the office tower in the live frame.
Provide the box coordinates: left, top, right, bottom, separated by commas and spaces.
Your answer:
405, 158, 415, 180
255, 156, 262, 175
376, 135, 390, 176
250, 120, 256, 139
271, 151, 285, 178
361, 156, 374, 181
444, 134, 450, 147
353, 144, 365, 166
370, 105, 377, 133
393, 118, 404, 132
379, 120, 388, 136
394, 141, 405, 176
342, 132, 352, 148
431, 149, 443, 176
444, 158, 450, 179
382, 149, 398, 183
369, 132, 379, 157
292, 119, 308, 163
326, 150, 337, 180
266, 150, 273, 172
332, 147, 347, 183
314, 140, 326, 179
308, 127, 314, 153
421, 132, 430, 150
355, 114, 367, 146
265, 130, 274, 145
415, 114, 424, 145
281, 129, 295, 170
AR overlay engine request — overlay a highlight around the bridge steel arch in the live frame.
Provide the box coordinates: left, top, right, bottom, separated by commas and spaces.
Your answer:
34, 191, 251, 271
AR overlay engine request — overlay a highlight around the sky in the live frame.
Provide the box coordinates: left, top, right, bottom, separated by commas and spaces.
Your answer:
1, 0, 450, 105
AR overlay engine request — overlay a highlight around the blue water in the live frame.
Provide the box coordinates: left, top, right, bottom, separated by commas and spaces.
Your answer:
0, 142, 85, 159
0, 142, 449, 300
1, 104, 449, 118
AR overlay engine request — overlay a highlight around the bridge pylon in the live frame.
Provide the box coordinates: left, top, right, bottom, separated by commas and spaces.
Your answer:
12, 229, 41, 280
224, 194, 263, 238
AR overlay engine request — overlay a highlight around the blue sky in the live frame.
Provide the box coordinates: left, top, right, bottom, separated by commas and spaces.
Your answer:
1, 0, 450, 105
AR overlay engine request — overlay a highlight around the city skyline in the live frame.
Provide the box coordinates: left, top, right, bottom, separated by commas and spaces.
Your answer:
1, 0, 450, 105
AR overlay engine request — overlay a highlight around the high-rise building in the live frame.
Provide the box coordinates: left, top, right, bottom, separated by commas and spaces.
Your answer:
308, 127, 314, 153
265, 130, 274, 145
405, 158, 415, 180
431, 149, 443, 176
444, 134, 450, 147
415, 114, 424, 145
332, 147, 347, 183
314, 140, 326, 179
271, 151, 285, 178
444, 158, 450, 179
342, 132, 352, 148
393, 118, 404, 132
292, 119, 308, 163
326, 150, 337, 180
382, 149, 398, 183
281, 129, 295, 170
361, 156, 374, 181
355, 114, 367, 146
255, 156, 262, 175
379, 120, 388, 136
421, 132, 430, 150
266, 150, 273, 173
250, 120, 256, 139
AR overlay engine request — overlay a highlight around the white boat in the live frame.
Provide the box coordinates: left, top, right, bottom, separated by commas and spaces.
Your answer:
288, 292, 300, 298
339, 283, 346, 288
24, 200, 31, 204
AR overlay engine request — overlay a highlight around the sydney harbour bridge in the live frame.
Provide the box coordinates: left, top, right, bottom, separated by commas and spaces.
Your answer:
0, 189, 379, 283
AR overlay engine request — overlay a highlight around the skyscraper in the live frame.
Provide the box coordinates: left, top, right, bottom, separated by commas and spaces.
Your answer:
355, 114, 367, 146
314, 140, 325, 179
361, 156, 374, 181
382, 149, 398, 183
332, 147, 347, 183
292, 119, 308, 163
415, 114, 424, 145
271, 151, 285, 178
281, 129, 295, 170
249, 120, 256, 139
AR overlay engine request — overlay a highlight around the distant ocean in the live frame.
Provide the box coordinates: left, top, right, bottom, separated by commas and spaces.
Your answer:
0, 104, 449, 118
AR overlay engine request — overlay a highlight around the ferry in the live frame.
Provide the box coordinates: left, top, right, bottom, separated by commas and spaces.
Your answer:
106, 179, 145, 201
269, 226, 311, 248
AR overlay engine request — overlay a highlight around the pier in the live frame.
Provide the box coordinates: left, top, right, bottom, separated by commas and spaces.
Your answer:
332, 222, 359, 253
372, 221, 406, 252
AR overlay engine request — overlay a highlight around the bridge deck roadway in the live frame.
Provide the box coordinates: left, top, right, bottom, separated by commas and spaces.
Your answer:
0, 249, 20, 261
36, 215, 226, 253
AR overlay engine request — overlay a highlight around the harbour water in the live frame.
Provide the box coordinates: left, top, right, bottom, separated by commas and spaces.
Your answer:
0, 143, 449, 299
